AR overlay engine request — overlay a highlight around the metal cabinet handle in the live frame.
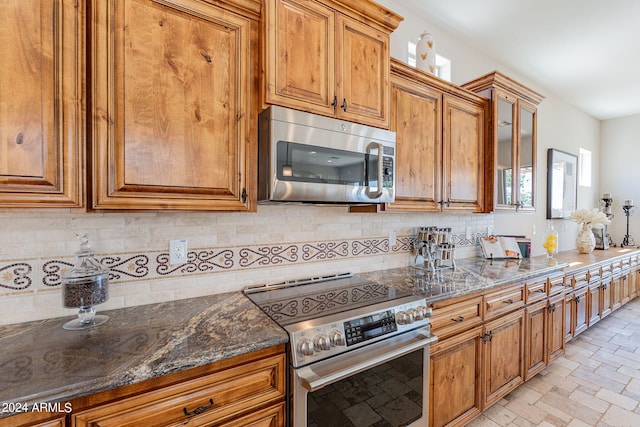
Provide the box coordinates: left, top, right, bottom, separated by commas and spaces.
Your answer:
482, 331, 493, 343
575, 295, 581, 303
503, 299, 515, 304
331, 95, 338, 111
341, 98, 347, 111
184, 399, 214, 416
451, 316, 465, 323
548, 303, 556, 312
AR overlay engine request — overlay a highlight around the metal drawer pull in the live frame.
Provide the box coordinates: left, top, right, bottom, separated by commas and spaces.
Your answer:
184, 399, 214, 416
451, 316, 465, 322
503, 299, 515, 304
537, 289, 546, 293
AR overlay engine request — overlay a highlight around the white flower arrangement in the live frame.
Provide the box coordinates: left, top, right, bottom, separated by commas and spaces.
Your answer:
570, 208, 611, 229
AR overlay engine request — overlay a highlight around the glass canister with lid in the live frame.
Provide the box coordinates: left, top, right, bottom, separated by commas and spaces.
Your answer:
61, 233, 110, 330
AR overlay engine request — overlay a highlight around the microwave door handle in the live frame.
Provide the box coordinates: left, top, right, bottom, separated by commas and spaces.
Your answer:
365, 142, 383, 199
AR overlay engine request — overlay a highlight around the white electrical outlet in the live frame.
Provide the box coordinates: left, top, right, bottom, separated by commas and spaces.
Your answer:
389, 230, 397, 247
169, 239, 187, 265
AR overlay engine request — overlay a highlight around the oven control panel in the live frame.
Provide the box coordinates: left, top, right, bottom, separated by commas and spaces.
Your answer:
287, 297, 431, 367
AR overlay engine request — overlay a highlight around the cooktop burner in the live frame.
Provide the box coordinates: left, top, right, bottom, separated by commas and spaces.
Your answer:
244, 273, 415, 326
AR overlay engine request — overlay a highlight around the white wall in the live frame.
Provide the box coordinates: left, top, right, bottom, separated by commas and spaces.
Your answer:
377, 0, 602, 254
600, 114, 640, 244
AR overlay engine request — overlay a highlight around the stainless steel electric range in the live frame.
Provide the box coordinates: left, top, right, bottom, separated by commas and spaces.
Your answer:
244, 272, 439, 427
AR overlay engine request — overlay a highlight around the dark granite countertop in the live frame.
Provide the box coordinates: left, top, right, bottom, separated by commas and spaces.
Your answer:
356, 256, 570, 305
2, 249, 637, 419
0, 292, 288, 417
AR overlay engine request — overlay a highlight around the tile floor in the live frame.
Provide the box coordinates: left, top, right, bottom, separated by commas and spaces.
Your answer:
467, 297, 640, 427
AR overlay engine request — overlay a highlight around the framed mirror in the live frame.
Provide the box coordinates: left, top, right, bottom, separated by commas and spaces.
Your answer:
547, 149, 578, 219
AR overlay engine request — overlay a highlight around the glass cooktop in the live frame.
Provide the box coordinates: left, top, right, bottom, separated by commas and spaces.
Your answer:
243, 273, 416, 326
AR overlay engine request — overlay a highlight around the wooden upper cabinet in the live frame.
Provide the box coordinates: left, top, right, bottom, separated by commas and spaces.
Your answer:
462, 71, 543, 213
90, 0, 260, 211
264, 0, 402, 129
335, 15, 389, 126
266, 0, 335, 115
358, 60, 485, 213
385, 67, 442, 211
0, 0, 84, 208
443, 95, 485, 212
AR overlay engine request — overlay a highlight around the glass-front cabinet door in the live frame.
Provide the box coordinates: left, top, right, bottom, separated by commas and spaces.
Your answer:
461, 71, 543, 213
494, 93, 537, 212
518, 102, 536, 211
496, 95, 516, 209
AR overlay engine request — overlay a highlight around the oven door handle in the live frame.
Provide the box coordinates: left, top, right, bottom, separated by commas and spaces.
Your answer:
297, 327, 436, 392
365, 142, 384, 200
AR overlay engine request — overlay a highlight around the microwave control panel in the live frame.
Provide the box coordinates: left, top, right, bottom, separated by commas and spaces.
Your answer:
382, 156, 394, 188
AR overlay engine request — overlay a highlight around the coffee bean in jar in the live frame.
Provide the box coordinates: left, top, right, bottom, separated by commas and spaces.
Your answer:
63, 274, 109, 308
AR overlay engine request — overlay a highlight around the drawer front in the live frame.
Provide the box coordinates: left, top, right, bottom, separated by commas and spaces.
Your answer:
0, 412, 65, 427
218, 402, 285, 427
72, 353, 286, 427
611, 260, 623, 275
484, 286, 524, 319
621, 257, 631, 269
430, 296, 483, 339
571, 270, 588, 289
548, 273, 566, 297
525, 279, 547, 304
600, 263, 614, 278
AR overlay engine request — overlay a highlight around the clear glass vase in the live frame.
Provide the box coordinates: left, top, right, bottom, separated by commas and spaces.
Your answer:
543, 221, 558, 259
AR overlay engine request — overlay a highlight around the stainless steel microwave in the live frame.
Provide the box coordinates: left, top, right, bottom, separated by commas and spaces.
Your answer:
258, 106, 396, 204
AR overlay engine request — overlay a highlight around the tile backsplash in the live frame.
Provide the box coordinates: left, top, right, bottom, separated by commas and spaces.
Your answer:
0, 206, 493, 325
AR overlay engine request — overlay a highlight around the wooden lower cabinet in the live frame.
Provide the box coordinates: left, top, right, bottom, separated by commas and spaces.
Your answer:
0, 412, 65, 427
631, 268, 640, 299
524, 291, 566, 381
565, 286, 588, 341
524, 300, 547, 380
547, 293, 566, 363
430, 326, 483, 427
483, 309, 525, 408
71, 346, 285, 427
601, 279, 613, 319
216, 403, 285, 427
587, 281, 602, 326
611, 274, 623, 311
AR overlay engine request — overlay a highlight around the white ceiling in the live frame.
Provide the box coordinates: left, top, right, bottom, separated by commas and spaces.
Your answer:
402, 0, 640, 120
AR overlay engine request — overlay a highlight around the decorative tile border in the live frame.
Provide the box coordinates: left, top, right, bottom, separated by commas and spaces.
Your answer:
0, 233, 484, 295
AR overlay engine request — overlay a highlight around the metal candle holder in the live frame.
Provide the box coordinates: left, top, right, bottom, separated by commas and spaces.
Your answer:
600, 196, 613, 219
621, 202, 636, 247
600, 195, 614, 248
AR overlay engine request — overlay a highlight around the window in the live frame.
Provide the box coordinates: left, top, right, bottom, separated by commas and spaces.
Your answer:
579, 148, 592, 187
407, 42, 452, 82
